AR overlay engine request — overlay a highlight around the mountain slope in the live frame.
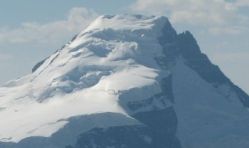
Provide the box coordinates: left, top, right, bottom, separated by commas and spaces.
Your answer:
0, 15, 248, 148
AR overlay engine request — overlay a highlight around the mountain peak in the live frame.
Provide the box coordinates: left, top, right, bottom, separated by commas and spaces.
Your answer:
1, 14, 249, 148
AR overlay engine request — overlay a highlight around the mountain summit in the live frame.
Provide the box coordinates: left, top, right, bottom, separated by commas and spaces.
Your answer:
0, 15, 249, 148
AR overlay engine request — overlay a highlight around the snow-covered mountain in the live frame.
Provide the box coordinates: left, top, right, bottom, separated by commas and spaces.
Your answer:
0, 15, 248, 148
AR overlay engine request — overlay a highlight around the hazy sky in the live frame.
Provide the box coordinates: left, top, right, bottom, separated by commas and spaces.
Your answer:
0, 0, 248, 93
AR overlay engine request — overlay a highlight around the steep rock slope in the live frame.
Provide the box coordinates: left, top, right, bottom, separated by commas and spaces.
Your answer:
0, 15, 248, 148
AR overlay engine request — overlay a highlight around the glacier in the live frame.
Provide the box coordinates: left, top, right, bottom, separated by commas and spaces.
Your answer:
0, 14, 248, 148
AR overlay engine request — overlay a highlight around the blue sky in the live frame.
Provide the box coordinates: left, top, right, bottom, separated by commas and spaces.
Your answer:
0, 0, 134, 25
0, 0, 248, 93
